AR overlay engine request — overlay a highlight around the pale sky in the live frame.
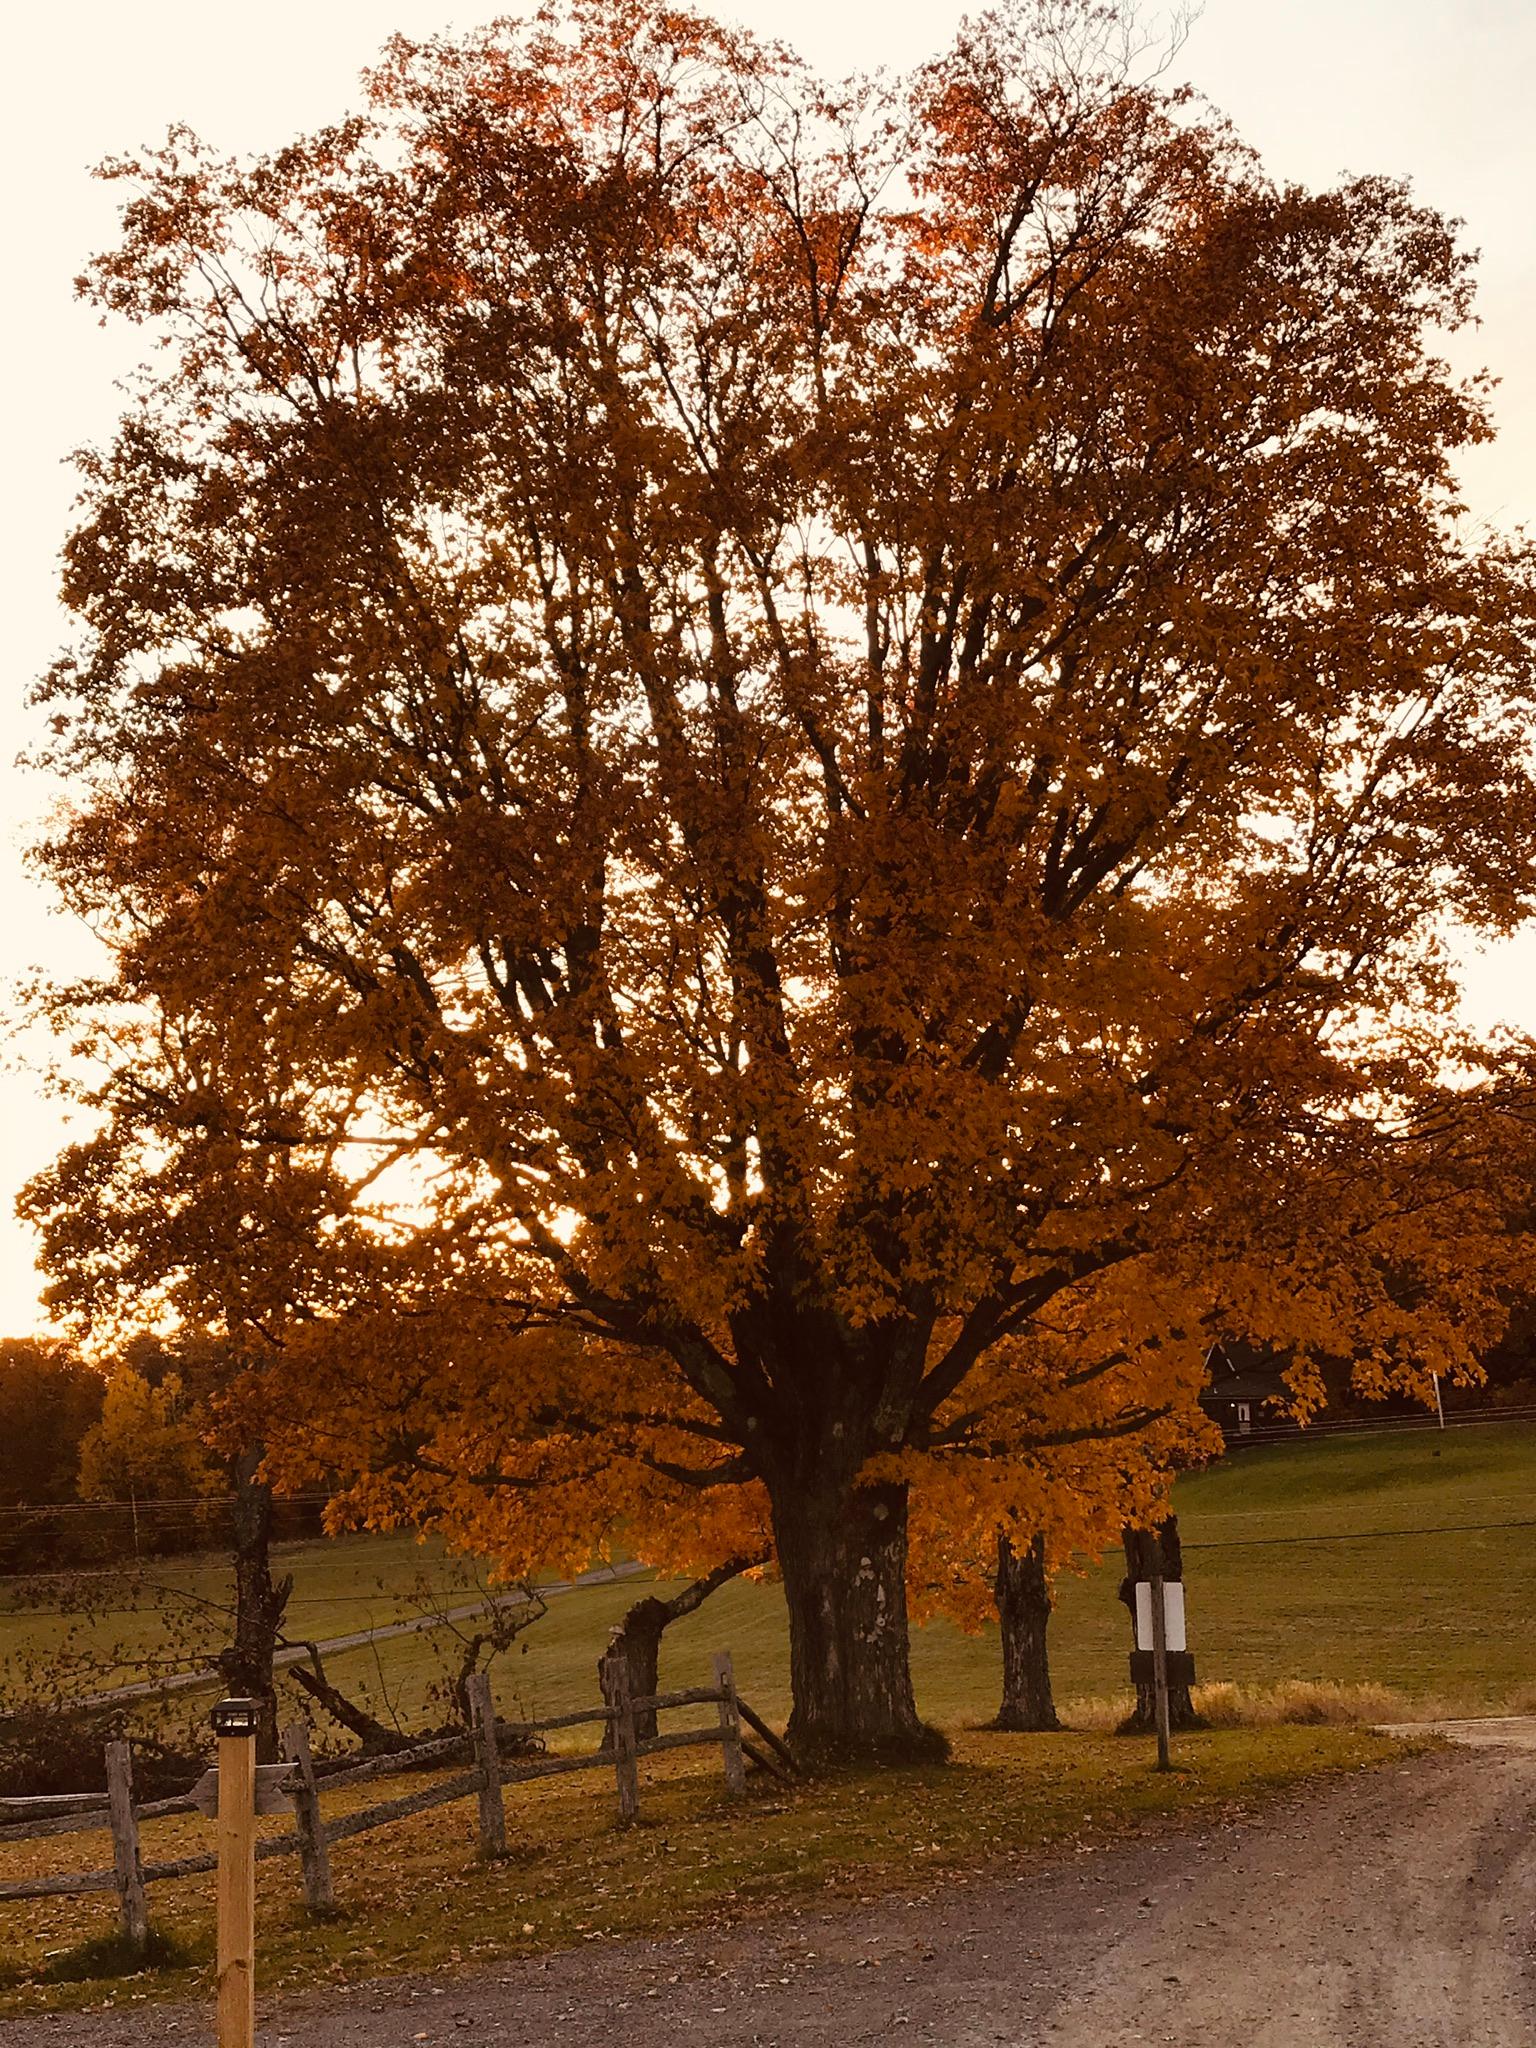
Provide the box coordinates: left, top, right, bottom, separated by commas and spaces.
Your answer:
3, 0, 1534, 1337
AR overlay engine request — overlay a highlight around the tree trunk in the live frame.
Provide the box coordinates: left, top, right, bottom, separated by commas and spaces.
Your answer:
216, 1447, 294, 1762
286, 1645, 412, 1754
989, 1530, 1061, 1731
598, 1596, 670, 1746
597, 1554, 762, 1748
1117, 1516, 1202, 1734
772, 1476, 946, 1770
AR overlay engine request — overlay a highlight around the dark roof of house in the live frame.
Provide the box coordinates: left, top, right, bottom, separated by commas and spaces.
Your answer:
1206, 1338, 1288, 1377
1201, 1372, 1286, 1406
1201, 1340, 1292, 1407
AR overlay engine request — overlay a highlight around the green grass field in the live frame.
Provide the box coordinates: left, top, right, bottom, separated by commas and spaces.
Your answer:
0, 1530, 496, 1694
3, 1422, 1532, 1741
662, 1420, 1536, 1727
319, 1420, 1536, 1729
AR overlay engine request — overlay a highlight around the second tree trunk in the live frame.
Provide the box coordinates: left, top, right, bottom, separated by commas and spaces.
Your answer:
990, 1530, 1061, 1731
1118, 1517, 1202, 1734
219, 1446, 294, 1762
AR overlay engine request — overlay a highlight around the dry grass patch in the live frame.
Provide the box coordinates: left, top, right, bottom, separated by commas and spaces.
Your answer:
1058, 1677, 1536, 1732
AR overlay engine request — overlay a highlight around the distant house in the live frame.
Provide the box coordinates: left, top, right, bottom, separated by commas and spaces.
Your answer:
1199, 1340, 1294, 1436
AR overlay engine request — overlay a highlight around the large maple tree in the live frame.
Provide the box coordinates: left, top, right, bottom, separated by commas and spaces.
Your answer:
28, 0, 1536, 1761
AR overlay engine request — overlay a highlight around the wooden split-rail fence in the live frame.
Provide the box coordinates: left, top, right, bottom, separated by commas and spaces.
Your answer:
0, 1649, 793, 1947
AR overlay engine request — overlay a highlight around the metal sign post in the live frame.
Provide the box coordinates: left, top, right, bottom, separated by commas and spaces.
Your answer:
210, 1697, 261, 2048
1131, 1575, 1194, 1771
1148, 1570, 1172, 1771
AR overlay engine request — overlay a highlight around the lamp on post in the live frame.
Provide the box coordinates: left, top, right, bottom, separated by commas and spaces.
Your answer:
210, 1697, 260, 2048
210, 1696, 263, 1740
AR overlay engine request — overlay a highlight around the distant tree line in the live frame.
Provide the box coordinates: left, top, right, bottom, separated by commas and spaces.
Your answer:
0, 1337, 325, 1571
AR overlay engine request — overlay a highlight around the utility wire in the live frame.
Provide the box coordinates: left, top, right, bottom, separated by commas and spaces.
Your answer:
1181, 1516, 1536, 1551
0, 1494, 331, 1518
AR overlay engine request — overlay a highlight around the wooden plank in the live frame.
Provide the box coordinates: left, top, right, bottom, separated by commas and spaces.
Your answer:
602, 1648, 640, 1825
310, 1715, 606, 1799
302, 1738, 468, 1797
6, 1838, 299, 1897
158, 1834, 296, 1877
632, 1729, 728, 1759
173, 1705, 610, 1812
144, 1849, 219, 1881
282, 1722, 334, 1917
0, 1772, 487, 1900
318, 1770, 483, 1848
0, 1793, 111, 1815
0, 1867, 118, 1901
630, 1686, 720, 1714
500, 1750, 610, 1785
192, 1764, 294, 1819
144, 1837, 298, 1880
740, 1736, 792, 1782
106, 1742, 148, 1952
135, 1792, 201, 1820
736, 1698, 795, 1770
467, 1673, 507, 1860
712, 1652, 746, 1799
216, 1732, 256, 2048
510, 1703, 613, 1733
0, 1808, 111, 1844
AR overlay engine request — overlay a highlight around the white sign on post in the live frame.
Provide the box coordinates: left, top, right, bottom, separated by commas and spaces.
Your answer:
1134, 1581, 1186, 1654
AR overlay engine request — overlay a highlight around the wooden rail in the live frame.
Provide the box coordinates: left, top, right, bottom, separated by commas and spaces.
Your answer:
0, 1649, 791, 1941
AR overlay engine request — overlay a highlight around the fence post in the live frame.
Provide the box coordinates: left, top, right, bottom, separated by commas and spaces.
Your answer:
281, 1721, 335, 1915
213, 1700, 259, 2048
601, 1647, 641, 1825
711, 1651, 746, 1799
104, 1740, 148, 1952
466, 1672, 507, 1859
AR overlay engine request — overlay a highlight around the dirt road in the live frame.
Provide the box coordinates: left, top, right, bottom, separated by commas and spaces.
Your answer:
6, 1732, 1532, 2047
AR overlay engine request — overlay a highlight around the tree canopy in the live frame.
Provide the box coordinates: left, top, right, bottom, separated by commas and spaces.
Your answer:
75, 1366, 216, 1505
25, 0, 1536, 1760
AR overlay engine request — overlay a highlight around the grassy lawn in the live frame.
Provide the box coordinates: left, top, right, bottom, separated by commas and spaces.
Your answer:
4, 1422, 1532, 1741
315, 1419, 1536, 1732
1027, 1418, 1536, 1717
0, 1723, 1411, 2017
0, 1531, 515, 1700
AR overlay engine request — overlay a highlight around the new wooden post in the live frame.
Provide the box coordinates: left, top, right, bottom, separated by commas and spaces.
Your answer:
711, 1650, 746, 1798
1148, 1558, 1172, 1773
466, 1671, 507, 1859
104, 1740, 148, 1952
281, 1721, 334, 1916
602, 1649, 641, 1825
211, 1698, 260, 2048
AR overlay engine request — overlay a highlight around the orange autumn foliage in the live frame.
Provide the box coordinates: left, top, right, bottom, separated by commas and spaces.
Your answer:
24, 0, 1536, 1761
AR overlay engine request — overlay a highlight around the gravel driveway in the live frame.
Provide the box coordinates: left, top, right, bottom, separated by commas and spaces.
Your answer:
6, 1730, 1532, 2047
